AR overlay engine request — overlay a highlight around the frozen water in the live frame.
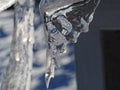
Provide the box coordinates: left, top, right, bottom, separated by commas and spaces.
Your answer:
0, 10, 77, 90
40, 0, 100, 88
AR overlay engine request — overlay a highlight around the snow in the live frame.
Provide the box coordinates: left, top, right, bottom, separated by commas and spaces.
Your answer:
0, 0, 16, 12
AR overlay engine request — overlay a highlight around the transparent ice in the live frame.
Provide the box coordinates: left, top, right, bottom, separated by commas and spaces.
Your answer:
0, 0, 100, 89
40, 0, 100, 88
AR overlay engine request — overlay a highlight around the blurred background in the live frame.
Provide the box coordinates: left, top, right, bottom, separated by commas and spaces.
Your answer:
0, 0, 120, 90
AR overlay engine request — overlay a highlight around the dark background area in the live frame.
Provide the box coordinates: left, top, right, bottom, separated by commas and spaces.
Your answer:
75, 0, 120, 90
101, 30, 120, 90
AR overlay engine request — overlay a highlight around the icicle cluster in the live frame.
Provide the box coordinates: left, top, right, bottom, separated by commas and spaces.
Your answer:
0, 0, 100, 89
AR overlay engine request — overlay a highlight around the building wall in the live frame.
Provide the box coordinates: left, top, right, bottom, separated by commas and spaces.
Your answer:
75, 0, 120, 90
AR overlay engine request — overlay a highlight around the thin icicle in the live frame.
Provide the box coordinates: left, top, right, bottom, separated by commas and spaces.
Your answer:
1, 0, 34, 90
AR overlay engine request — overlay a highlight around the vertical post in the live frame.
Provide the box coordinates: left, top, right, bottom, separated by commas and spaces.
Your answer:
1, 0, 34, 90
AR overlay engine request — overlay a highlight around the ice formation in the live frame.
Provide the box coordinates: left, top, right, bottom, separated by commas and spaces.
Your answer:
39, 0, 100, 88
0, 0, 34, 90
0, 0, 100, 89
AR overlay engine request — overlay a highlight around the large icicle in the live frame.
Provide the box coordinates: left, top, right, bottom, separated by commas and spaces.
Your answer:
1, 0, 34, 90
40, 0, 101, 88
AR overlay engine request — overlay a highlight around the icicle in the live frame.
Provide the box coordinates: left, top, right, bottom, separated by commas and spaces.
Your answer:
1, 0, 34, 90
39, 0, 100, 88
